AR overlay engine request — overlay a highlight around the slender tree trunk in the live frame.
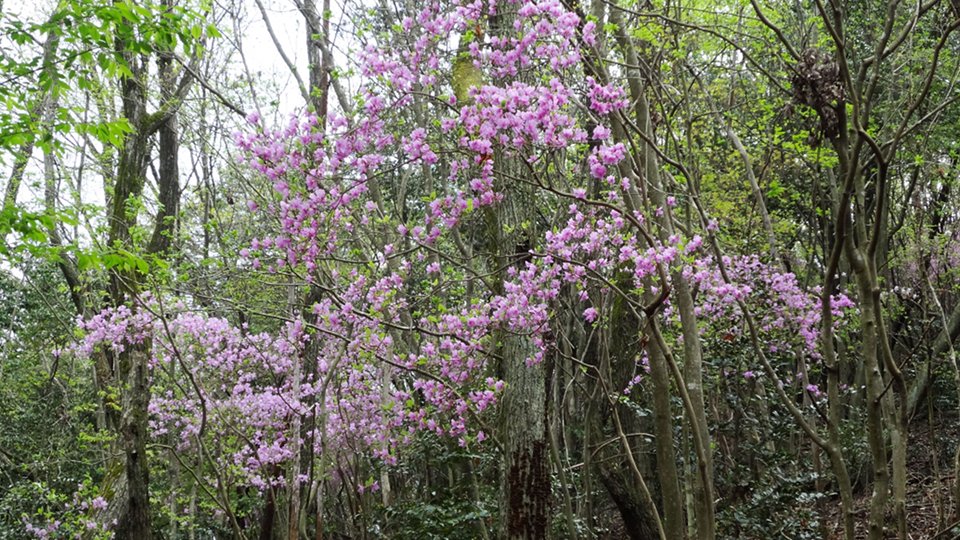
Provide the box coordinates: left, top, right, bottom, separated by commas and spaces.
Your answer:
148, 43, 180, 255
849, 270, 888, 540
822, 266, 856, 540
643, 325, 685, 539
287, 324, 303, 540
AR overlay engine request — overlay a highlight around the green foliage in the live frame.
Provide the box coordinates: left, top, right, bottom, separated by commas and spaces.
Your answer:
705, 336, 848, 539
0, 207, 52, 259
0, 265, 103, 539
718, 468, 827, 540
370, 434, 497, 539
0, 0, 215, 160
383, 499, 493, 539
8, 480, 112, 540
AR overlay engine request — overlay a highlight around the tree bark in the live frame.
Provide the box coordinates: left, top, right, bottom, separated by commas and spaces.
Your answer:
148, 42, 180, 255
499, 334, 550, 539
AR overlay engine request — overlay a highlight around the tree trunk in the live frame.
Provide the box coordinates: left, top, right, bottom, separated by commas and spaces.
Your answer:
148, 43, 180, 255
645, 323, 684, 539
500, 335, 550, 539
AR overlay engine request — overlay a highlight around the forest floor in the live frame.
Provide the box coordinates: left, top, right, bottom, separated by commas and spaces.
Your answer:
825, 413, 960, 539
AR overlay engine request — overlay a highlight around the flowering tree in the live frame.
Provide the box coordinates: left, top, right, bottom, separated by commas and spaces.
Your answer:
8, 0, 960, 539
61, 1, 862, 538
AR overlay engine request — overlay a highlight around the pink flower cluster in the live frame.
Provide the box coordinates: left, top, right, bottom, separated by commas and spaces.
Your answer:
683, 255, 855, 356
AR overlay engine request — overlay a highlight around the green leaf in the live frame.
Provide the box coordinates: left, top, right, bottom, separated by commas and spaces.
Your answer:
77, 252, 99, 271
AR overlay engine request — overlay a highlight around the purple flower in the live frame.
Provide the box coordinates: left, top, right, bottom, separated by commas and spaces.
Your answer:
583, 20, 597, 46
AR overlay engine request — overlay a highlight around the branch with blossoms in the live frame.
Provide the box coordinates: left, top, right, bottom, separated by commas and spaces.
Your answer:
59, 0, 867, 534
